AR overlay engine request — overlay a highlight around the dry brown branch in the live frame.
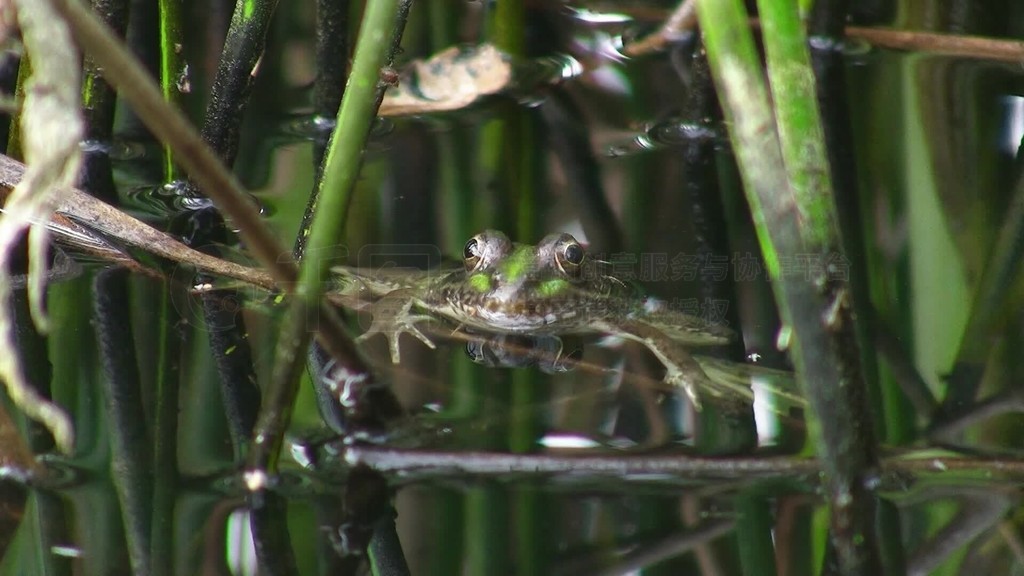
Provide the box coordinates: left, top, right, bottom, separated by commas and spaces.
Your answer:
0, 154, 277, 291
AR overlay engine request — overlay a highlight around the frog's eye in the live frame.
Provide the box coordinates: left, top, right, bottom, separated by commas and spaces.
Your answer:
564, 243, 584, 265
555, 237, 586, 277
464, 230, 512, 272
463, 236, 483, 271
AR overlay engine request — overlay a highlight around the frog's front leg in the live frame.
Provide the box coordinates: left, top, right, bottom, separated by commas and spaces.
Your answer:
356, 289, 435, 364
634, 297, 735, 345
595, 318, 715, 409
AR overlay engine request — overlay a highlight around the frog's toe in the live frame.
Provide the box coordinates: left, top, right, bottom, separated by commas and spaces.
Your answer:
404, 315, 436, 346
354, 327, 382, 354
355, 328, 409, 364
386, 333, 404, 364
385, 320, 436, 364
354, 330, 376, 345
385, 328, 435, 364
665, 370, 703, 410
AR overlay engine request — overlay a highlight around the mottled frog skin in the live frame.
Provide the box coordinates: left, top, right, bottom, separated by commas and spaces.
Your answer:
332, 230, 765, 408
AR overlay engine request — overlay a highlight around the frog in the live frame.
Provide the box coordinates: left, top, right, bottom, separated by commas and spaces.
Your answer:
330, 230, 770, 409
463, 333, 585, 375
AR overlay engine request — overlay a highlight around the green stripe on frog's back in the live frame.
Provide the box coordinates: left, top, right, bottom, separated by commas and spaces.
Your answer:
537, 278, 570, 297
498, 245, 536, 281
468, 272, 492, 292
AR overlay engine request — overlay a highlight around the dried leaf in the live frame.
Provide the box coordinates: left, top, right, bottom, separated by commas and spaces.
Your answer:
0, 395, 39, 476
0, 0, 84, 452
380, 44, 512, 117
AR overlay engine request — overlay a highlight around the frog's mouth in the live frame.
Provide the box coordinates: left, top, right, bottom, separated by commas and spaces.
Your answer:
457, 296, 581, 333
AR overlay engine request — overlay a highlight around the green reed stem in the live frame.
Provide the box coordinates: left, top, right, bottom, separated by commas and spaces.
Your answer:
302, 0, 409, 289
758, 0, 837, 247
492, 0, 524, 56
199, 0, 280, 168
158, 0, 184, 180
698, 0, 884, 573
150, 288, 180, 576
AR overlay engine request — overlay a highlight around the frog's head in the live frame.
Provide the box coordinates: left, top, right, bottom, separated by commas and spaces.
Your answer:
459, 229, 620, 305
430, 230, 629, 331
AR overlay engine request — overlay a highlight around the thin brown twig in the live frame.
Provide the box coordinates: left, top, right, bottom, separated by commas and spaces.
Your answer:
591, 520, 735, 576
621, 0, 697, 57
621, 6, 1024, 64
845, 25, 1024, 64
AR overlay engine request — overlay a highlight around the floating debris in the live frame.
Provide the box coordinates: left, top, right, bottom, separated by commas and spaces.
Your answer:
380, 44, 582, 117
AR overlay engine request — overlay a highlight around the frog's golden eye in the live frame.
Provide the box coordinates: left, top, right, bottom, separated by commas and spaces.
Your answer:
554, 236, 586, 277
464, 230, 512, 272
463, 236, 484, 271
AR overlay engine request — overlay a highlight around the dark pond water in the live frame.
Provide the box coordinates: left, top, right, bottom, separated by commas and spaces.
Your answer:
5, 1, 1024, 575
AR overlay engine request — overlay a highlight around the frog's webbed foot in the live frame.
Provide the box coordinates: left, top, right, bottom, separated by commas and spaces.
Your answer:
595, 319, 714, 410
662, 365, 704, 410
694, 356, 805, 414
355, 290, 435, 364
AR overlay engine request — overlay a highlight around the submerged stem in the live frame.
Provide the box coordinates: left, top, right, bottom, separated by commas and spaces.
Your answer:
247, 0, 412, 473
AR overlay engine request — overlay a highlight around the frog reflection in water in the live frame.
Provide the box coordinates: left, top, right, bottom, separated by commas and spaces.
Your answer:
332, 230, 785, 409
464, 334, 585, 375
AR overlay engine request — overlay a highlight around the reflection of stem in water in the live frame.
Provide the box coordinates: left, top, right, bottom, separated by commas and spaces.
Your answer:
900, 484, 1012, 576
346, 445, 820, 480
560, 519, 735, 576
995, 521, 1024, 568
540, 89, 622, 253
349, 444, 1024, 486
248, 491, 299, 575
368, 505, 412, 576
941, 99, 1024, 413
93, 269, 152, 574
875, 319, 938, 417
928, 388, 1024, 449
